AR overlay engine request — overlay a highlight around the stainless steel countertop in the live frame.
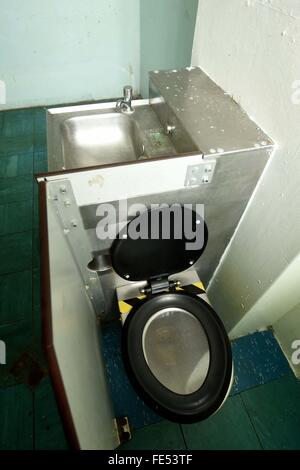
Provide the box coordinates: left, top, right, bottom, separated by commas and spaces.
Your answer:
150, 67, 273, 156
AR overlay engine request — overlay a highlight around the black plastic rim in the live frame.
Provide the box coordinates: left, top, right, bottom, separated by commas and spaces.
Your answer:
122, 292, 232, 424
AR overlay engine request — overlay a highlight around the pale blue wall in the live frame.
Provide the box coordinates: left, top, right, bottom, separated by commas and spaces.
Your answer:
140, 0, 199, 97
0, 0, 198, 109
0, 0, 140, 109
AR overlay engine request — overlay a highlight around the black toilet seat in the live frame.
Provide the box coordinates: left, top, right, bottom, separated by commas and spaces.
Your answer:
111, 206, 232, 423
121, 291, 232, 423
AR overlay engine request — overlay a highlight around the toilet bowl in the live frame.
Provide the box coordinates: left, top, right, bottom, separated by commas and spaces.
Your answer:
111, 206, 232, 424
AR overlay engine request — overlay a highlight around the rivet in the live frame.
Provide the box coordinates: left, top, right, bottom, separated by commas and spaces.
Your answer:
64, 199, 71, 207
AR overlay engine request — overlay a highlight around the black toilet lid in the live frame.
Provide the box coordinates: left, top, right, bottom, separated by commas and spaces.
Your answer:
122, 292, 232, 423
111, 206, 208, 281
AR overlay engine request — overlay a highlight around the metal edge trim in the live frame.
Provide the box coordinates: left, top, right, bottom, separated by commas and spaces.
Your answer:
39, 180, 81, 450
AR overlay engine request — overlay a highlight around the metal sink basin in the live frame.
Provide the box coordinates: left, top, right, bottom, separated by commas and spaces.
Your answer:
47, 99, 199, 172
61, 113, 145, 168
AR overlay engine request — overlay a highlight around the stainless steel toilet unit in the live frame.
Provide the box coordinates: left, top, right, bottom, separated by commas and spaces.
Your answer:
38, 67, 274, 449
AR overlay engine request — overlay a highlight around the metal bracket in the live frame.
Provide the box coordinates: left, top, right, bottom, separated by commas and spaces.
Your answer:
185, 160, 216, 187
48, 179, 106, 317
140, 277, 180, 295
115, 417, 131, 445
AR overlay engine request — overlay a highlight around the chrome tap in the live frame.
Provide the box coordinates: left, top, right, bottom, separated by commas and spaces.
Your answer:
116, 85, 134, 114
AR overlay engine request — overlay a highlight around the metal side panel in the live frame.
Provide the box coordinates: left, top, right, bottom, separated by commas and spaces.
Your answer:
39, 181, 119, 450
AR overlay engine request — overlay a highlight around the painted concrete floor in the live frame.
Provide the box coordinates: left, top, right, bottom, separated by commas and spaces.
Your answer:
0, 107, 300, 450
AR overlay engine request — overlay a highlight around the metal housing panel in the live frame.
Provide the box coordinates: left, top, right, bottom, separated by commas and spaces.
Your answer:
44, 181, 118, 450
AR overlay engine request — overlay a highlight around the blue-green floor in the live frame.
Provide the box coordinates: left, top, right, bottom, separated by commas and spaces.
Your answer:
0, 107, 300, 450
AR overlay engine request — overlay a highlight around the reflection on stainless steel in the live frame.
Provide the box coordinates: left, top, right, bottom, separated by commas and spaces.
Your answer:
61, 113, 144, 168
87, 254, 112, 273
142, 307, 210, 395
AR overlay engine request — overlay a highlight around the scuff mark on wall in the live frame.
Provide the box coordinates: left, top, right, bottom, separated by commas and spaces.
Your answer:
88, 174, 105, 188
252, 0, 300, 21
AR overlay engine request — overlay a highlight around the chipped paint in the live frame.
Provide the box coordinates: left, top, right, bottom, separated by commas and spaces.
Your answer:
88, 174, 104, 188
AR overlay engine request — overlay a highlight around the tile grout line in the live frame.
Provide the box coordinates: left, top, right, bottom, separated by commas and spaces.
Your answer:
0, 198, 33, 209
239, 393, 265, 450
0, 173, 33, 206
0, 111, 36, 335
32, 109, 38, 340
0, 111, 37, 443
235, 371, 293, 397
0, 268, 32, 278
0, 112, 5, 136
0, 226, 34, 239
0, 318, 32, 330
0, 226, 33, 238
179, 424, 189, 450
32, 387, 36, 450
32, 108, 38, 451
